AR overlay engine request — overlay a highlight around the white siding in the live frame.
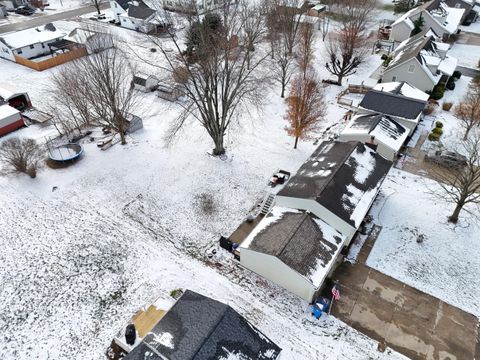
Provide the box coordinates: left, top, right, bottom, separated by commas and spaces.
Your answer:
110, 0, 127, 23
118, 15, 155, 33
0, 42, 15, 61
13, 42, 53, 60
240, 249, 317, 302
390, 21, 414, 43
383, 58, 436, 92
338, 133, 398, 161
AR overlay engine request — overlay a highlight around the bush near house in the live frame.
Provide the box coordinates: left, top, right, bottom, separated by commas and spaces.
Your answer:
432, 127, 443, 135
430, 84, 445, 100
442, 102, 453, 111
446, 78, 456, 91
452, 70, 462, 79
428, 132, 441, 141
436, 121, 444, 128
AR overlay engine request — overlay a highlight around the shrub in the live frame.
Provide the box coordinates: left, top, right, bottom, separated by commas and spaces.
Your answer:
446, 78, 456, 91
0, 138, 44, 178
428, 132, 441, 141
452, 70, 462, 79
382, 55, 393, 67
430, 84, 445, 100
435, 121, 443, 128
170, 289, 183, 299
442, 102, 453, 111
423, 106, 434, 115
432, 127, 443, 135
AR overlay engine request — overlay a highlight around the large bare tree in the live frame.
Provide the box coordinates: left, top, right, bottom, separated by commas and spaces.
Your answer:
239, 0, 266, 69
0, 138, 44, 178
432, 135, 480, 223
150, 3, 270, 155
50, 33, 138, 145
324, 0, 376, 84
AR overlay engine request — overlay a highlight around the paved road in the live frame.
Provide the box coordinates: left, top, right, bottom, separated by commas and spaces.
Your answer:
457, 65, 480, 78
0, 3, 109, 34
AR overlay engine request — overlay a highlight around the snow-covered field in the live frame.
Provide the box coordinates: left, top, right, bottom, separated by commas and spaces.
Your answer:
367, 169, 480, 317
0, 16, 408, 360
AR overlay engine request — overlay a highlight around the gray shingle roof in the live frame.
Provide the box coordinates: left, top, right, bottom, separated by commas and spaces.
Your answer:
248, 210, 343, 285
125, 290, 281, 360
278, 141, 392, 227
359, 90, 426, 120
128, 3, 156, 19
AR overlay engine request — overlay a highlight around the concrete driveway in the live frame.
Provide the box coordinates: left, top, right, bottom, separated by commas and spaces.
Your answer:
331, 262, 479, 360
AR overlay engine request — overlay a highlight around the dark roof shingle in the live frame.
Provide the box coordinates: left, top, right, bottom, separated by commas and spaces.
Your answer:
359, 90, 426, 120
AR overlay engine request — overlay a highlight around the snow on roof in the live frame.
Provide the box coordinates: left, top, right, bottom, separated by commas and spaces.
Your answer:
64, 28, 97, 44
0, 104, 20, 119
294, 14, 319, 24
0, 83, 19, 101
431, 3, 465, 34
433, 41, 450, 51
0, 26, 66, 49
373, 82, 430, 101
438, 55, 458, 75
342, 114, 408, 152
392, 6, 420, 26
241, 206, 346, 288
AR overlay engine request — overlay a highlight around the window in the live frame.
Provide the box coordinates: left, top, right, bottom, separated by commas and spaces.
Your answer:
408, 64, 415, 73
41, 43, 45, 48
29, 44, 35, 49
114, 2, 117, 7
455, 3, 461, 8
16, 49, 23, 54
392, 76, 397, 81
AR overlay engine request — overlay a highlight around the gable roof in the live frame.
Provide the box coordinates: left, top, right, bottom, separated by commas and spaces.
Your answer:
241, 207, 346, 288
359, 89, 427, 120
128, 2, 156, 19
115, 0, 130, 10
278, 141, 392, 228
125, 290, 281, 360
0, 25, 65, 49
372, 81, 430, 101
341, 114, 409, 152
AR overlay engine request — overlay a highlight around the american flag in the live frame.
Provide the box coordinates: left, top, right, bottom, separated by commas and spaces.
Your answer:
331, 284, 341, 300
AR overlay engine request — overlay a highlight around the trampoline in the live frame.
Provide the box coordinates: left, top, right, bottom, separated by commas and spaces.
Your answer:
48, 143, 84, 163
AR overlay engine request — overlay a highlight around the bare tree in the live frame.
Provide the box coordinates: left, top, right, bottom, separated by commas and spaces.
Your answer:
239, 0, 266, 69
455, 82, 480, 140
91, 0, 104, 15
324, 0, 376, 84
272, 39, 295, 98
296, 23, 315, 78
432, 135, 480, 223
284, 71, 326, 148
0, 138, 44, 178
149, 4, 270, 155
50, 33, 138, 145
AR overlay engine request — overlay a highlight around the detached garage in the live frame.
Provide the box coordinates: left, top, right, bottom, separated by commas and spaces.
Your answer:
0, 104, 24, 136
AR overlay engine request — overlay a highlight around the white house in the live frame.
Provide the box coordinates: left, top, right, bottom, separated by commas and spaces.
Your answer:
380, 32, 457, 92
239, 207, 347, 302
357, 82, 428, 136
239, 141, 392, 302
275, 141, 392, 241
64, 28, 113, 54
0, 0, 27, 10
0, 24, 66, 62
390, 0, 465, 43
338, 113, 409, 161
110, 0, 166, 33
132, 73, 158, 92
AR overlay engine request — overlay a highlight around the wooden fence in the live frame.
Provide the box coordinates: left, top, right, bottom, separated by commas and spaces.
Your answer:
14, 47, 87, 72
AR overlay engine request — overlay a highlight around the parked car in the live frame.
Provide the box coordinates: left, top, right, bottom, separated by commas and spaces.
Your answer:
89, 13, 106, 21
15, 6, 35, 15
424, 150, 467, 168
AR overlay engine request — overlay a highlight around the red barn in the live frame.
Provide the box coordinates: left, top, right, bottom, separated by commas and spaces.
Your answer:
0, 104, 24, 136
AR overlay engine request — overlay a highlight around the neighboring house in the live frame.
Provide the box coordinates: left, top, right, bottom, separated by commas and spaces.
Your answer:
113, 290, 282, 360
0, 24, 66, 62
239, 206, 347, 302
276, 141, 391, 244
239, 141, 392, 302
0, 83, 32, 110
110, 0, 167, 33
0, 0, 27, 10
444, 0, 478, 24
64, 28, 113, 54
156, 82, 184, 101
0, 104, 24, 136
338, 113, 409, 161
390, 0, 465, 43
380, 33, 457, 92
357, 83, 428, 135
133, 73, 158, 92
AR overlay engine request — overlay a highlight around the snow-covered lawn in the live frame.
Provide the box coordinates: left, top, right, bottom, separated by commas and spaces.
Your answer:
0, 18, 408, 360
448, 44, 480, 69
367, 169, 480, 317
